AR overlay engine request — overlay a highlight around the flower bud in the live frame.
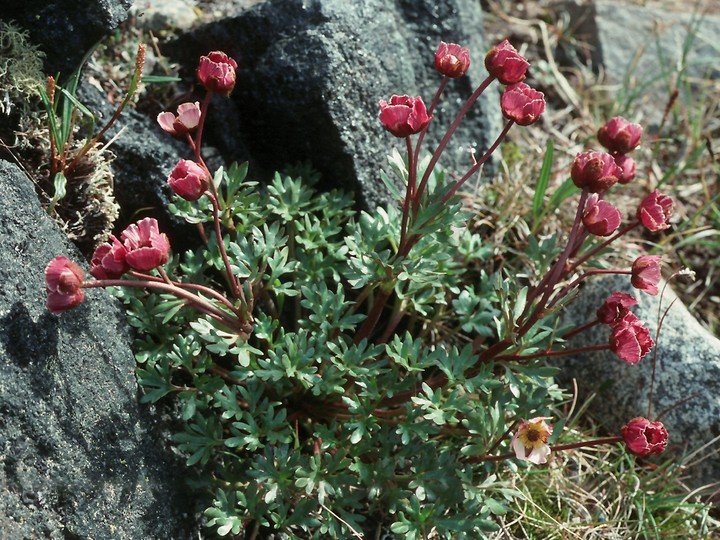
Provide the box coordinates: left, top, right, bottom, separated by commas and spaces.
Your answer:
500, 83, 545, 126
582, 194, 621, 236
120, 218, 171, 272
637, 190, 673, 232
609, 312, 654, 364
631, 255, 662, 295
45, 256, 85, 313
157, 101, 201, 136
511, 416, 553, 465
621, 417, 668, 457
378, 95, 432, 138
484, 40, 530, 85
570, 151, 621, 193
614, 154, 636, 184
168, 159, 210, 201
198, 51, 238, 95
598, 116, 642, 154
434, 41, 470, 78
90, 236, 129, 279
597, 292, 638, 324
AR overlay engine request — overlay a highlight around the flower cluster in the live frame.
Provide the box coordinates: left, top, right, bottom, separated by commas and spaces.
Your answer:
45, 217, 171, 313
42, 40, 680, 537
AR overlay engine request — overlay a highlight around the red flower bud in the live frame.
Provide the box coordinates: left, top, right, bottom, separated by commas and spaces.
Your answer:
621, 417, 668, 457
484, 40, 530, 85
168, 159, 210, 202
570, 151, 621, 193
45, 256, 85, 313
120, 218, 171, 272
631, 255, 662, 295
598, 117, 642, 154
434, 41, 470, 78
198, 51, 238, 95
637, 190, 673, 232
90, 236, 129, 279
157, 101, 201, 136
500, 82, 545, 126
582, 194, 621, 236
614, 154, 636, 184
597, 292, 638, 324
609, 312, 654, 364
378, 95, 432, 138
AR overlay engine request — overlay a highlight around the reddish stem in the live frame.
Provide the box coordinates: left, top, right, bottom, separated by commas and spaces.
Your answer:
416, 75, 495, 201
468, 436, 624, 463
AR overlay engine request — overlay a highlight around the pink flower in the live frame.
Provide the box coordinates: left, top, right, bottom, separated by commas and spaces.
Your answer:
168, 159, 210, 201
511, 416, 553, 465
570, 151, 622, 193
582, 194, 621, 236
378, 95, 432, 138
198, 51, 238, 95
157, 102, 201, 136
637, 190, 673, 232
598, 116, 642, 154
434, 41, 470, 78
45, 256, 85, 313
120, 218, 171, 272
90, 236, 129, 279
631, 255, 662, 295
500, 83, 545, 126
597, 292, 638, 324
484, 40, 530, 85
614, 154, 636, 184
609, 312, 654, 364
621, 417, 668, 457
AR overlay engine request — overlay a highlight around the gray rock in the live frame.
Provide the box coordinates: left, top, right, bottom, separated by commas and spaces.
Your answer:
132, 0, 200, 32
1, 0, 132, 76
0, 160, 196, 538
561, 1, 720, 119
169, 0, 503, 210
559, 274, 720, 484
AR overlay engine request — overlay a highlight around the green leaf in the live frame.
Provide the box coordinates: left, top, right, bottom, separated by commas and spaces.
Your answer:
47, 172, 67, 214
532, 139, 554, 225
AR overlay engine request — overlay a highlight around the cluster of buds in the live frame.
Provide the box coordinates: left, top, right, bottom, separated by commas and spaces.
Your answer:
45, 50, 249, 335
45, 217, 170, 313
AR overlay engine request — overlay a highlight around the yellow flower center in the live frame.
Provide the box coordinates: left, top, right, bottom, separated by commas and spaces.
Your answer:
518, 422, 550, 450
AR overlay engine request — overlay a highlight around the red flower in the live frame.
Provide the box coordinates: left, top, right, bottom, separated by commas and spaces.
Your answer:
598, 116, 642, 154
597, 292, 638, 324
631, 255, 662, 295
621, 417, 668, 457
434, 41, 470, 78
198, 51, 238, 95
45, 256, 85, 313
500, 83, 545, 126
582, 194, 621, 236
90, 236, 129, 279
637, 190, 673, 232
570, 151, 622, 193
120, 218, 171, 272
484, 40, 530, 85
378, 95, 432, 138
157, 101, 201, 136
614, 154, 636, 184
609, 312, 654, 364
168, 159, 210, 201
